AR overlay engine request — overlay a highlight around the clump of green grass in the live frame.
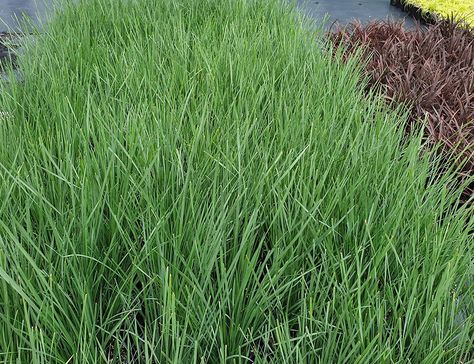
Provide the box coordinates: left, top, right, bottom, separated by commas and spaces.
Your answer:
0, 0, 473, 362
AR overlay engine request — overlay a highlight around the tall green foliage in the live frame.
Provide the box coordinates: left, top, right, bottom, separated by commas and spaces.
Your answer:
0, 0, 472, 362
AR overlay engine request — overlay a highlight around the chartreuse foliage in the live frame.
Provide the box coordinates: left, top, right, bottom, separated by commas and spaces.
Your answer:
406, 0, 474, 26
0, 0, 473, 363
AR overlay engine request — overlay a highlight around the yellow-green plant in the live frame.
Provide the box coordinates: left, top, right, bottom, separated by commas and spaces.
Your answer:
406, 0, 474, 26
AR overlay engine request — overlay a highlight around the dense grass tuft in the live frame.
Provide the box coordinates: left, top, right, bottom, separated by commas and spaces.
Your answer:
0, 0, 473, 362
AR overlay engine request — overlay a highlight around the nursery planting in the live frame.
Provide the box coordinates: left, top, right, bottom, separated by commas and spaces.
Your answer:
0, 0, 473, 363
332, 20, 474, 197
393, 0, 474, 27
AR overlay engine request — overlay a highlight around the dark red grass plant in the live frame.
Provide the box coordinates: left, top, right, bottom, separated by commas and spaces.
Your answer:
331, 21, 474, 197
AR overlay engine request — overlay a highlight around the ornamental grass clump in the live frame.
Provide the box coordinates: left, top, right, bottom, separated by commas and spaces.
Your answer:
0, 0, 473, 363
332, 20, 474, 197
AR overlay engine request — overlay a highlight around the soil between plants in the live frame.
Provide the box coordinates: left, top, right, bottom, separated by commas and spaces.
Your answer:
0, 32, 18, 70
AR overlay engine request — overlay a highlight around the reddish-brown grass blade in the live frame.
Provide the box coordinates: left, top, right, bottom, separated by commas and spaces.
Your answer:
331, 20, 474, 198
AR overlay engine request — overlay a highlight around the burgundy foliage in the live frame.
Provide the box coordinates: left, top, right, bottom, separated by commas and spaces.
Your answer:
331, 21, 474, 197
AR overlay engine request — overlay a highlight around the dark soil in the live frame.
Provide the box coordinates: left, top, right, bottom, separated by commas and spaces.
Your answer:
0, 32, 19, 70
297, 0, 418, 29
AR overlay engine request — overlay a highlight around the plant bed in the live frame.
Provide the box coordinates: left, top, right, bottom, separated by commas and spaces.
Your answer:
332, 20, 474, 198
392, 0, 474, 27
0, 1, 473, 363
